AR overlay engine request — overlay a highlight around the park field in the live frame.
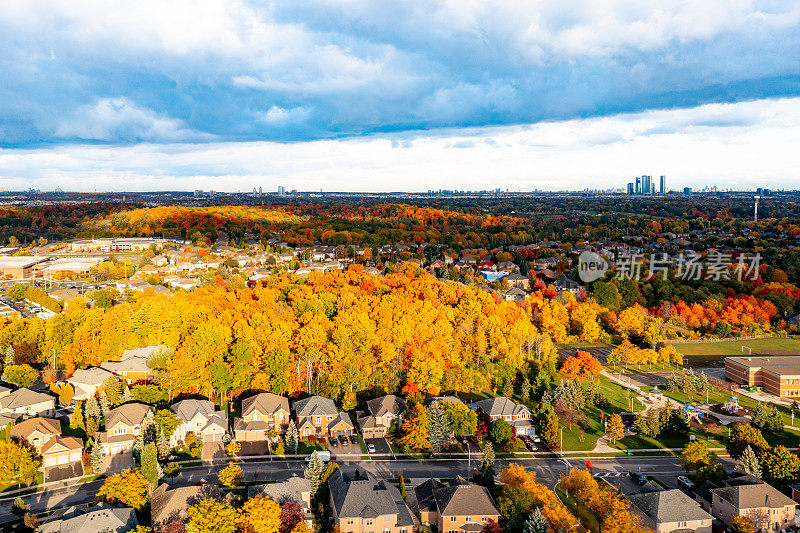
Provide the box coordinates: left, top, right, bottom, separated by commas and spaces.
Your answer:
670, 337, 800, 358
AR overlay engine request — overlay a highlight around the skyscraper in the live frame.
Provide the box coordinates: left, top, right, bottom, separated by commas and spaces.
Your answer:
635, 176, 641, 194
627, 182, 634, 195
278, 186, 285, 195
659, 175, 665, 194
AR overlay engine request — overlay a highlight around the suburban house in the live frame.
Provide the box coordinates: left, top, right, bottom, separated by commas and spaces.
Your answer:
170, 399, 227, 445
329, 468, 415, 533
67, 367, 115, 401
250, 476, 313, 528
0, 388, 56, 418
475, 397, 535, 436
10, 416, 61, 452
39, 503, 137, 533
358, 395, 405, 438
151, 483, 221, 529
412, 476, 500, 533
40, 435, 84, 471
96, 403, 155, 455
101, 345, 168, 383
506, 272, 530, 290
234, 392, 291, 442
293, 396, 354, 439
628, 489, 713, 533
504, 287, 527, 303
553, 276, 582, 296
695, 474, 796, 532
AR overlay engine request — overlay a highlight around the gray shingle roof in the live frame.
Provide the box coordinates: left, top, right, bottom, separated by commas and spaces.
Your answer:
329, 469, 414, 526
475, 397, 528, 417
628, 489, 712, 524
39, 503, 137, 533
414, 477, 498, 518
711, 482, 796, 509
293, 395, 338, 417
0, 387, 54, 410
366, 395, 405, 418
106, 402, 153, 428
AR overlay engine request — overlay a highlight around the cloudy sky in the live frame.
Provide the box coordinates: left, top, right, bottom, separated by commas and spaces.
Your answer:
1, 0, 799, 192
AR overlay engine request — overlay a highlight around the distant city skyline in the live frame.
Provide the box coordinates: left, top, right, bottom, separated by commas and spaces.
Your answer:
1, 2, 799, 191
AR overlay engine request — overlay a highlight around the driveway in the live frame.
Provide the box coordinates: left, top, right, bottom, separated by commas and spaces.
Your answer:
365, 437, 392, 456
201, 441, 226, 462
100, 451, 134, 475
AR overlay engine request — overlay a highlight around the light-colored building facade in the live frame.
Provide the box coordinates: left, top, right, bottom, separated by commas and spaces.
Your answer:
725, 356, 800, 397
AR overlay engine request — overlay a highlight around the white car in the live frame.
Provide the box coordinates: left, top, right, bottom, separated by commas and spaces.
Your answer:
367, 443, 376, 453
677, 475, 694, 490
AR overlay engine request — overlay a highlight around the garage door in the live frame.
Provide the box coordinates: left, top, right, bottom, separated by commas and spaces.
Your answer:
203, 432, 222, 442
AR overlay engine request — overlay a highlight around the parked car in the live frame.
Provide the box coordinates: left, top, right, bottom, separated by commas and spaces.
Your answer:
629, 471, 648, 485
367, 443, 376, 453
349, 435, 358, 444
677, 475, 695, 490
329, 438, 338, 447
338, 435, 348, 445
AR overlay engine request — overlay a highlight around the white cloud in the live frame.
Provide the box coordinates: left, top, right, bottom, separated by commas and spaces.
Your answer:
1, 97, 798, 192
53, 98, 215, 142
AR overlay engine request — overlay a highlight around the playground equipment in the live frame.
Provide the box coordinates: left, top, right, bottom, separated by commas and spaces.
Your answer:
684, 404, 705, 423
724, 395, 739, 414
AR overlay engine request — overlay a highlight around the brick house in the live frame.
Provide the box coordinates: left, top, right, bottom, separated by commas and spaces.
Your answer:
234, 392, 290, 442
329, 468, 415, 533
475, 397, 534, 436
293, 396, 354, 439
412, 476, 500, 533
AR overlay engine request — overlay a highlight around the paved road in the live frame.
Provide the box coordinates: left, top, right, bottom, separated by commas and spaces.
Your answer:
0, 455, 732, 523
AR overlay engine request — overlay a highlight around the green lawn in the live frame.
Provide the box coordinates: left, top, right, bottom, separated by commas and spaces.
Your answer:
297, 440, 328, 454
560, 375, 644, 452
670, 337, 800, 357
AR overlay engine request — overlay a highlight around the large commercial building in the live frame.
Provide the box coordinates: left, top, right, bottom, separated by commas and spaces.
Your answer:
0, 256, 49, 280
725, 356, 800, 397
659, 175, 666, 194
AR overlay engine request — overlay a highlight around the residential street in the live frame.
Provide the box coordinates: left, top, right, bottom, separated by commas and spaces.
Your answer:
0, 454, 735, 524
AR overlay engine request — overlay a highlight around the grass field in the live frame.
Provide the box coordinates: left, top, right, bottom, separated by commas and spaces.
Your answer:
670, 337, 800, 357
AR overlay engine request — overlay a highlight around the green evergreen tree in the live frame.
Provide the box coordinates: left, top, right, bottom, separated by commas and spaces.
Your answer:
502, 378, 514, 398
766, 406, 784, 433
522, 507, 548, 533
141, 410, 157, 444
90, 444, 105, 474
85, 395, 101, 421
121, 384, 133, 403
477, 443, 495, 485
737, 445, 762, 479
1, 346, 14, 381
141, 442, 159, 486
156, 427, 170, 460
520, 377, 531, 404
751, 402, 768, 430
304, 450, 325, 495
99, 390, 110, 418
427, 401, 450, 453
285, 420, 299, 454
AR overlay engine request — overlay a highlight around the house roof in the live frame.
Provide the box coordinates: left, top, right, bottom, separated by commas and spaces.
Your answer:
554, 276, 581, 290
328, 411, 354, 430
293, 395, 338, 417
151, 483, 221, 526
67, 367, 115, 387
251, 475, 311, 505
366, 395, 405, 418
475, 397, 528, 418
628, 489, 712, 524
0, 388, 55, 410
414, 477, 498, 518
171, 399, 219, 422
9, 416, 60, 440
423, 396, 464, 407
711, 482, 796, 509
242, 392, 290, 417
106, 403, 153, 428
39, 503, 137, 533
329, 468, 414, 526
41, 435, 83, 454
100, 344, 167, 374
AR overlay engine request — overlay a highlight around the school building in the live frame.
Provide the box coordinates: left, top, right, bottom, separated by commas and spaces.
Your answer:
725, 356, 800, 398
